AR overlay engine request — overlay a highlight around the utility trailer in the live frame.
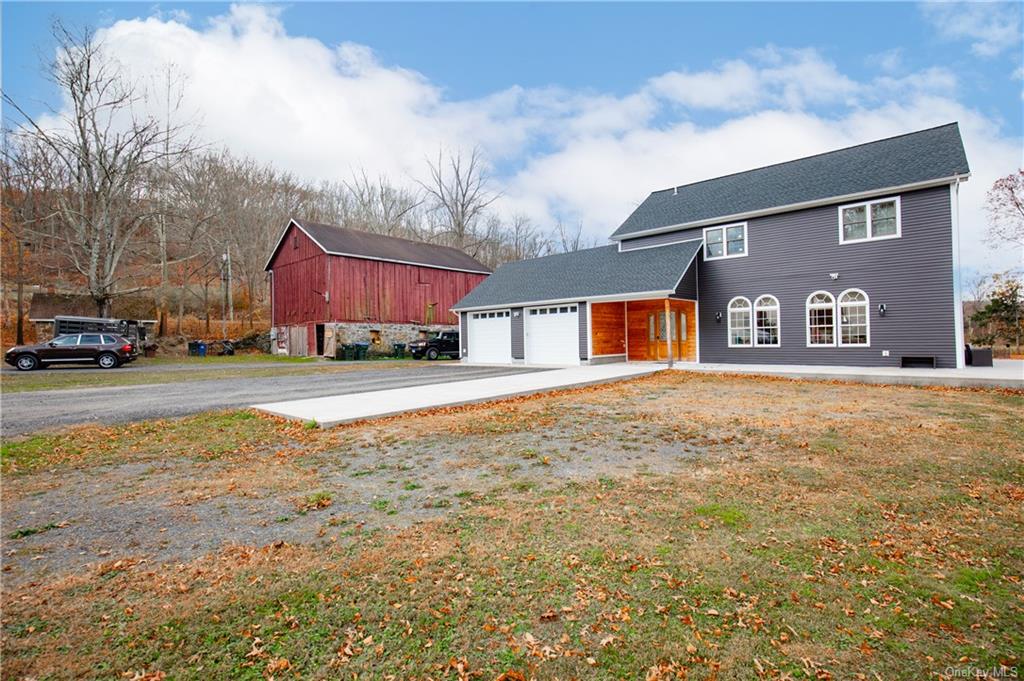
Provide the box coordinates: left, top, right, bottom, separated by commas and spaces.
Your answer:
53, 315, 148, 347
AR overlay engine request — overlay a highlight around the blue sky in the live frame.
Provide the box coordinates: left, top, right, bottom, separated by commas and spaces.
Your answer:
5, 2, 1022, 127
3, 2, 1022, 272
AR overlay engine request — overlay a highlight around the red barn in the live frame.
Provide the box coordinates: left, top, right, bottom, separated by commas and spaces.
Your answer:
265, 219, 490, 356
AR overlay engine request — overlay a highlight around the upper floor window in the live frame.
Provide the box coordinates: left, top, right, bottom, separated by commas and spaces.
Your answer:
754, 295, 780, 347
838, 289, 870, 346
727, 297, 752, 347
839, 197, 901, 244
806, 291, 836, 346
704, 223, 748, 260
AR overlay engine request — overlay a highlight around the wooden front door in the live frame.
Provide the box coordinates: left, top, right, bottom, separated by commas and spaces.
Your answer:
646, 310, 686, 360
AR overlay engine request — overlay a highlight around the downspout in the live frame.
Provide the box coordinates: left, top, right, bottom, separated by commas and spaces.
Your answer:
951, 179, 965, 369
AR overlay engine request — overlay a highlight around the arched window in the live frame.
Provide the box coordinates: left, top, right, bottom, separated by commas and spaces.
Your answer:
728, 297, 752, 347
806, 291, 835, 346
754, 295, 780, 347
838, 289, 870, 346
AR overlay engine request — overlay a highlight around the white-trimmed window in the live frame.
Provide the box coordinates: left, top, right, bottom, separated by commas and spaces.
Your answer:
839, 197, 901, 244
806, 291, 836, 346
728, 297, 752, 347
704, 223, 748, 260
754, 295, 780, 347
838, 289, 870, 346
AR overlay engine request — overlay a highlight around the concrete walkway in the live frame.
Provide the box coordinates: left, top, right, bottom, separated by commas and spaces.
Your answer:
670, 359, 1023, 389
253, 363, 659, 427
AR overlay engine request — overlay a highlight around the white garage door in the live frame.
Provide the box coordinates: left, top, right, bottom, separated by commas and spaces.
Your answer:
525, 305, 580, 365
467, 310, 512, 363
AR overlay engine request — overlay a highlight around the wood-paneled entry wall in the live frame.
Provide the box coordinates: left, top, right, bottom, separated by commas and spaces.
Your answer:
590, 302, 627, 356
626, 299, 697, 362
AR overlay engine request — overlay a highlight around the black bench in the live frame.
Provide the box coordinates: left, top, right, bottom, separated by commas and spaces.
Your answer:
901, 356, 936, 369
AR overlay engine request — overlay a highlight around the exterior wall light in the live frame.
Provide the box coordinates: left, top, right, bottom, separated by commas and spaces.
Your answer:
829, 272, 840, 280
715, 312, 722, 323
878, 303, 886, 317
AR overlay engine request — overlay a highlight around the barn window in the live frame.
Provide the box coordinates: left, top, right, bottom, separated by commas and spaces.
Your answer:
292, 235, 298, 249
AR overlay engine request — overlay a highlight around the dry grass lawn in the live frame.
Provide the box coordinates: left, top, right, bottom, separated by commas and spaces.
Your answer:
1, 371, 1022, 680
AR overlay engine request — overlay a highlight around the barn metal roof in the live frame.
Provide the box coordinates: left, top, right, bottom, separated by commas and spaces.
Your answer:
265, 219, 492, 274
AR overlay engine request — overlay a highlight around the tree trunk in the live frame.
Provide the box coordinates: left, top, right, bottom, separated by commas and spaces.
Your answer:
15, 240, 24, 345
203, 281, 211, 333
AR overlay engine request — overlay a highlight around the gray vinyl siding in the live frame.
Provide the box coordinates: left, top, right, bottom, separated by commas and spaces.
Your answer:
511, 307, 525, 360
578, 302, 589, 360
460, 312, 469, 358
674, 256, 699, 299
619, 185, 958, 368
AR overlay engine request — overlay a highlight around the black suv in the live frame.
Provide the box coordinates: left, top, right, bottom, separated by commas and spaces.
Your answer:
4, 334, 138, 371
409, 331, 460, 360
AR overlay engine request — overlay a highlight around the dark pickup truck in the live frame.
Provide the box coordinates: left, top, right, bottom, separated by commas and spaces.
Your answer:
408, 331, 460, 360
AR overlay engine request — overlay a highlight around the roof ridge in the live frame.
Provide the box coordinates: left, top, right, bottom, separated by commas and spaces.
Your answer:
294, 219, 472, 257
649, 122, 961, 197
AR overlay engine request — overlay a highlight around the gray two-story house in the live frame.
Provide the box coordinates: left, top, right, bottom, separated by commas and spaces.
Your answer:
453, 123, 970, 369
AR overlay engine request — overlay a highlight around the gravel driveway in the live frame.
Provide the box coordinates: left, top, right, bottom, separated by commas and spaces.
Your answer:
1, 364, 540, 436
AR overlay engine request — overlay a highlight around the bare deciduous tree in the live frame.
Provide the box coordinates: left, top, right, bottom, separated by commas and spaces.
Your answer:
552, 220, 597, 253
420, 147, 499, 255
985, 169, 1024, 249
3, 21, 196, 315
345, 170, 422, 237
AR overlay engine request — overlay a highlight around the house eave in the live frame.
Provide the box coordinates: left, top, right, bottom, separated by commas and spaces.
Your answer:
610, 174, 971, 242
452, 289, 676, 313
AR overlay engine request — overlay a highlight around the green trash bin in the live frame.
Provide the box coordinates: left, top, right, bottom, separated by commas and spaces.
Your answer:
392, 343, 406, 358
354, 342, 369, 360
339, 344, 356, 361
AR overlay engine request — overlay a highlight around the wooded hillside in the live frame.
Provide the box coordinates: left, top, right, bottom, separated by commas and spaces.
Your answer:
1, 22, 592, 344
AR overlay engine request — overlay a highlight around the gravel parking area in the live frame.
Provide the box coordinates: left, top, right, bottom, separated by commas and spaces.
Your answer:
0, 363, 539, 435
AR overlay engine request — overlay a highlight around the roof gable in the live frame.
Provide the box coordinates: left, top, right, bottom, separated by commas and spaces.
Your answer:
611, 122, 970, 240
453, 240, 701, 310
265, 219, 492, 274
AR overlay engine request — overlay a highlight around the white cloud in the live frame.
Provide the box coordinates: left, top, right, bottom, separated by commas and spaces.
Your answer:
921, 2, 1023, 58
648, 47, 859, 111
62, 4, 1024, 273
867, 48, 905, 73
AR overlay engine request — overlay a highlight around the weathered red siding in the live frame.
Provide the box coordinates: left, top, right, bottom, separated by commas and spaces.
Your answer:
269, 223, 487, 327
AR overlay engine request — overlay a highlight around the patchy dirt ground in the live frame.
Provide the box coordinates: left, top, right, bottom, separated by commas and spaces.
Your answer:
2, 378, 717, 587
1, 372, 1022, 680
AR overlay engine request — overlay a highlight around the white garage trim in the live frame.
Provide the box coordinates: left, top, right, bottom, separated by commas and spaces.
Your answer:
525, 304, 580, 366
467, 309, 512, 364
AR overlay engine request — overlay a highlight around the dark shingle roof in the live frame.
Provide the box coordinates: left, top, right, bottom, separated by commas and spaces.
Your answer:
611, 123, 970, 239
453, 240, 701, 310
267, 220, 491, 274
